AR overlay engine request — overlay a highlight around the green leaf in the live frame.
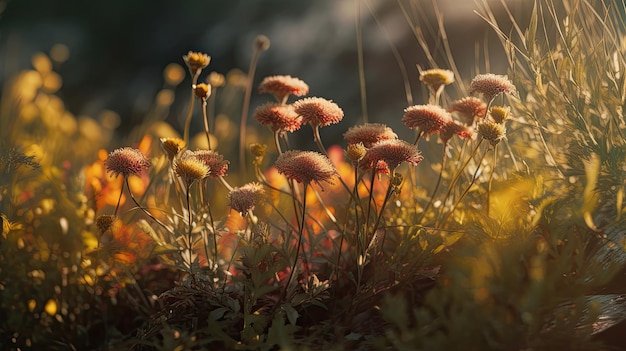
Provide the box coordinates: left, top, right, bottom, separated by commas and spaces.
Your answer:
281, 303, 299, 326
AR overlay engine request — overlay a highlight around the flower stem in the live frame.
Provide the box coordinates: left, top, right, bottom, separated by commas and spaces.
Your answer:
284, 182, 308, 300
200, 98, 212, 150
183, 72, 200, 145
239, 43, 263, 179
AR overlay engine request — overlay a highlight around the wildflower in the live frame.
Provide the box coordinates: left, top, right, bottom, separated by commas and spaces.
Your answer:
361, 139, 423, 172
477, 121, 506, 146
253, 103, 302, 132
250, 143, 267, 158
419, 68, 454, 92
229, 182, 265, 215
254, 35, 271, 52
209, 72, 226, 88
469, 73, 516, 103
450, 97, 487, 125
488, 105, 510, 124
346, 142, 367, 162
293, 97, 344, 128
258, 75, 309, 103
183, 51, 211, 77
439, 120, 473, 144
194, 83, 211, 100
343, 123, 397, 148
190, 150, 229, 178
402, 104, 452, 137
96, 214, 116, 235
160, 137, 186, 161
375, 160, 391, 175
105, 147, 151, 178
274, 150, 336, 186
174, 151, 209, 186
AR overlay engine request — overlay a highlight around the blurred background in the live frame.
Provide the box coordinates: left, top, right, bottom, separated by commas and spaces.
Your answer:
0, 0, 527, 145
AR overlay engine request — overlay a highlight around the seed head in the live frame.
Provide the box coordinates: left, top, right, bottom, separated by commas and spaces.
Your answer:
254, 102, 302, 132
250, 143, 268, 158
175, 151, 209, 186
469, 74, 516, 103
229, 182, 265, 215
274, 150, 336, 186
402, 104, 452, 136
194, 83, 211, 100
450, 97, 487, 125
96, 214, 116, 235
477, 121, 506, 146
488, 106, 510, 124
361, 139, 423, 172
190, 150, 229, 178
346, 142, 367, 162
258, 75, 309, 103
293, 97, 344, 128
183, 51, 211, 77
254, 35, 271, 52
343, 123, 397, 148
105, 147, 151, 178
419, 68, 454, 92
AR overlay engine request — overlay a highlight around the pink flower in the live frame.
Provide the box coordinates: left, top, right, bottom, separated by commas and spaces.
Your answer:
190, 150, 229, 178
258, 75, 309, 103
343, 123, 398, 148
274, 150, 336, 186
450, 97, 487, 125
229, 182, 265, 215
105, 147, 151, 178
253, 103, 302, 132
293, 97, 344, 128
361, 139, 423, 172
469, 74, 516, 103
402, 104, 452, 137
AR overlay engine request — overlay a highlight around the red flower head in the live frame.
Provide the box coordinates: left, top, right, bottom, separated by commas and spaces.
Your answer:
254, 103, 302, 132
402, 104, 452, 137
190, 150, 229, 178
274, 150, 336, 186
105, 147, 151, 178
229, 182, 265, 215
440, 120, 473, 144
450, 97, 487, 125
361, 139, 423, 172
258, 75, 309, 103
469, 74, 517, 103
343, 123, 398, 148
293, 97, 344, 128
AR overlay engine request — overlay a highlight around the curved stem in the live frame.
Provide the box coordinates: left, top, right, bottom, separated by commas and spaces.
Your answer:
284, 182, 308, 300
125, 178, 174, 236
113, 181, 124, 216
487, 144, 497, 216
239, 45, 263, 179
418, 148, 447, 223
273, 130, 283, 155
200, 99, 212, 150
183, 72, 200, 144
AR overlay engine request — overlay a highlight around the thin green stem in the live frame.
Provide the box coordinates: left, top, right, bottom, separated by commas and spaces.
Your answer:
284, 182, 308, 301
125, 178, 174, 236
418, 147, 447, 223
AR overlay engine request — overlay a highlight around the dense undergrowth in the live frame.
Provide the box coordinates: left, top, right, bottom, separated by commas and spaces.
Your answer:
2, 0, 626, 350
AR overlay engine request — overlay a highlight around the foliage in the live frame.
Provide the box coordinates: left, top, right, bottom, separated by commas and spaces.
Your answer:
2, 0, 626, 350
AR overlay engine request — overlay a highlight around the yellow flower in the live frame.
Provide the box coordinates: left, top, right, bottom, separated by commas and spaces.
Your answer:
175, 151, 209, 186
183, 51, 211, 76
419, 68, 454, 92
477, 121, 506, 146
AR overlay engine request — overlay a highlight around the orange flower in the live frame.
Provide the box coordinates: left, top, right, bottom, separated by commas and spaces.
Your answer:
343, 123, 397, 148
469, 73, 516, 103
402, 104, 452, 137
274, 150, 336, 186
253, 102, 302, 132
293, 97, 344, 128
450, 97, 487, 125
258, 75, 309, 103
104, 147, 151, 178
183, 51, 211, 76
